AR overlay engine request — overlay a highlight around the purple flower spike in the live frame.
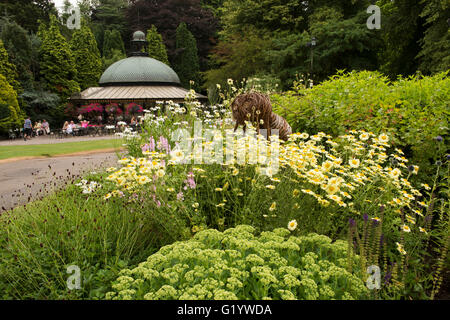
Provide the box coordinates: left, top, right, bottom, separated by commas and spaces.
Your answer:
384, 270, 392, 285
435, 136, 443, 142
363, 213, 369, 222
349, 218, 356, 227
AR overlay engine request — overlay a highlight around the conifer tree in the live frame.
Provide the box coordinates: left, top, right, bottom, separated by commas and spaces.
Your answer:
174, 22, 200, 89
38, 15, 80, 99
417, 0, 450, 74
0, 73, 24, 133
102, 29, 126, 69
103, 29, 126, 57
70, 20, 103, 90
0, 39, 21, 93
0, 20, 33, 91
146, 25, 170, 65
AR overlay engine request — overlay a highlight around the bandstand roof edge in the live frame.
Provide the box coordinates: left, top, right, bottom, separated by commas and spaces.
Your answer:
69, 85, 208, 104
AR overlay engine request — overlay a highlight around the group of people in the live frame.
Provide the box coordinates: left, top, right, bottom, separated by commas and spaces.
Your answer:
22, 115, 140, 141
62, 120, 90, 135
23, 117, 50, 141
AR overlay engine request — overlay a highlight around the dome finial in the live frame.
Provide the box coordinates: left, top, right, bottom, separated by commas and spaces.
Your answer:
131, 31, 148, 57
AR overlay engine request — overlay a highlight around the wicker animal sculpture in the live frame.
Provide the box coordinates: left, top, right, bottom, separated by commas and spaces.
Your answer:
230, 92, 292, 141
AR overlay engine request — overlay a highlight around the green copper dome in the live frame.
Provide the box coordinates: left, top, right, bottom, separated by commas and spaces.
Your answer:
99, 56, 181, 86
132, 30, 146, 42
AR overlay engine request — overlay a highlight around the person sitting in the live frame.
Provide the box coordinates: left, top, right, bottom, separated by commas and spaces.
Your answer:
34, 121, 43, 136
42, 119, 50, 135
130, 116, 137, 131
62, 121, 69, 134
80, 120, 89, 135
65, 121, 74, 135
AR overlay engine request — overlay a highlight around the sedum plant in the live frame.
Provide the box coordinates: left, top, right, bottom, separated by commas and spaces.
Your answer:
106, 225, 369, 300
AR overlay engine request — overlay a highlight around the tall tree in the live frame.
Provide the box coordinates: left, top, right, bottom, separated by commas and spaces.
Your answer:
91, 0, 128, 34
127, 0, 218, 72
0, 39, 21, 93
146, 25, 170, 65
378, 0, 425, 78
38, 15, 80, 99
102, 29, 126, 69
205, 26, 272, 88
0, 73, 24, 133
0, 19, 33, 90
201, 0, 225, 16
0, 0, 56, 33
417, 0, 450, 74
174, 22, 201, 89
70, 20, 103, 90
207, 0, 379, 89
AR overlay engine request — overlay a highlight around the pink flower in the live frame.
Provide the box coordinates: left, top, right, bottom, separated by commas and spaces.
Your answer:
149, 136, 156, 151
158, 136, 170, 153
185, 172, 196, 189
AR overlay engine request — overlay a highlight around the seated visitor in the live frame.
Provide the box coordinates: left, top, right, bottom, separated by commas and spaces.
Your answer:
42, 119, 50, 135
66, 121, 74, 135
62, 121, 69, 134
34, 121, 43, 136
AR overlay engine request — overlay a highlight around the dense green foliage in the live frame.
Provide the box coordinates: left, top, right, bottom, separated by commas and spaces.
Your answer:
0, 39, 21, 93
38, 15, 80, 99
106, 226, 369, 300
91, 0, 128, 35
417, 0, 450, 74
174, 22, 201, 89
70, 21, 103, 90
102, 29, 126, 70
0, 19, 34, 91
0, 0, 56, 33
206, 0, 449, 90
0, 73, 23, 133
206, 0, 382, 88
146, 25, 170, 65
126, 0, 218, 73
271, 70, 450, 181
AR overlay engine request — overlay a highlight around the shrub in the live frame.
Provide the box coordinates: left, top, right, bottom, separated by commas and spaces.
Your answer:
106, 225, 369, 300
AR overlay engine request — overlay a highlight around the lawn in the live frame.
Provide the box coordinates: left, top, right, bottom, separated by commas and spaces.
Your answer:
0, 138, 124, 160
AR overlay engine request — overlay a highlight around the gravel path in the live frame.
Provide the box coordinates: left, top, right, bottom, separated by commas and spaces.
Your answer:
0, 152, 118, 211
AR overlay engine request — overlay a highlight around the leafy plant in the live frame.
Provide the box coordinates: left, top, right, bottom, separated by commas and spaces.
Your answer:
106, 225, 369, 300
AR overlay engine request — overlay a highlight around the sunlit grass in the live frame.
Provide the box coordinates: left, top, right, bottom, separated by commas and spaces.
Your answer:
0, 138, 124, 160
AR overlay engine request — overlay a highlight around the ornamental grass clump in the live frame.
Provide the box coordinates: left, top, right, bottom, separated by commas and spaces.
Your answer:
106, 225, 369, 300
